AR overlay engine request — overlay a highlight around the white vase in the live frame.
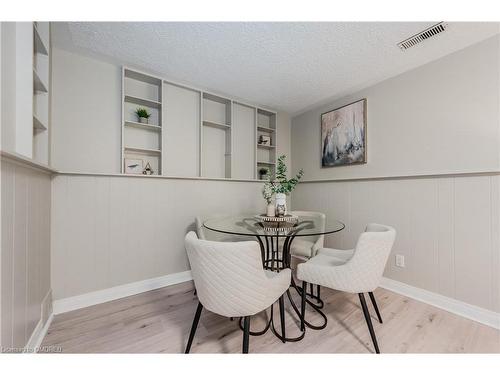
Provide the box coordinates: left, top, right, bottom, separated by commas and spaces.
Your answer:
266, 202, 275, 217
275, 193, 287, 216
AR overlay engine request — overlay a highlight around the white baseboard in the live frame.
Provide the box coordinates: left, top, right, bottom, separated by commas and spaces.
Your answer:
380, 277, 500, 330
53, 270, 193, 315
25, 290, 54, 352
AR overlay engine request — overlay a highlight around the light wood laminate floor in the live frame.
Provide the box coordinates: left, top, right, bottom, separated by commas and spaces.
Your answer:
42, 281, 500, 353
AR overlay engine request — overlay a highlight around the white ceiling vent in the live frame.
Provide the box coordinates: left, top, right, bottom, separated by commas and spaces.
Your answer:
397, 22, 448, 51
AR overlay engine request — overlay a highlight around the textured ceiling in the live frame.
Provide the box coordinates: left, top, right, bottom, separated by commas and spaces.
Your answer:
52, 22, 500, 115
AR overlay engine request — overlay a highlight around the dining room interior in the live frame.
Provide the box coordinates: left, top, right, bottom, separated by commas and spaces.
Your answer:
1, 11, 500, 361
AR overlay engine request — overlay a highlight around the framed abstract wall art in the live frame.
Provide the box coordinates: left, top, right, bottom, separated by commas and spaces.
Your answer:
321, 99, 367, 167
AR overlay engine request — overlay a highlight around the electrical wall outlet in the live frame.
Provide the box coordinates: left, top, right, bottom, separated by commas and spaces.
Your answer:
395, 254, 405, 268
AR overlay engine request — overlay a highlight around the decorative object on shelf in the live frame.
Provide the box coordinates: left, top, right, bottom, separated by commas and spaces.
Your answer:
258, 135, 271, 145
254, 214, 298, 233
124, 158, 144, 174
142, 162, 154, 175
265, 155, 304, 217
262, 182, 275, 217
259, 167, 270, 180
135, 107, 151, 124
276, 199, 286, 217
254, 214, 299, 223
321, 98, 366, 167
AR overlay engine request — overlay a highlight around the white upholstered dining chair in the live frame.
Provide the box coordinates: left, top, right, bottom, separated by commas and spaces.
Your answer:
289, 211, 326, 260
297, 223, 396, 353
184, 231, 291, 354
288, 211, 326, 301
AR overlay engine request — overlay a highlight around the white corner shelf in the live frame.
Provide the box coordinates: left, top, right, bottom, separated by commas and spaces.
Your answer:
33, 115, 47, 131
33, 24, 48, 56
33, 69, 48, 93
257, 161, 276, 166
124, 95, 162, 109
124, 120, 162, 131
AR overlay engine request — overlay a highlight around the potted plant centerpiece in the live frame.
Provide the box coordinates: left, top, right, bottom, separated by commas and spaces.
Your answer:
135, 107, 151, 124
262, 155, 304, 217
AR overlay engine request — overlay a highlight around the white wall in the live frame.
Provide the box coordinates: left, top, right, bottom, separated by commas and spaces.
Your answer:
293, 175, 500, 313
51, 48, 122, 173
51, 174, 266, 300
1, 155, 52, 349
292, 35, 500, 181
291, 36, 500, 314
48, 47, 294, 303
51, 48, 292, 175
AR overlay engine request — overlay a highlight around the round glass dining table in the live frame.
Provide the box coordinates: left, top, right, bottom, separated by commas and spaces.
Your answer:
204, 214, 345, 342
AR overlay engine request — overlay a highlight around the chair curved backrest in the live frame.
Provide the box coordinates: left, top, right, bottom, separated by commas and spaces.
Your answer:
195, 214, 251, 242
195, 214, 228, 241
185, 231, 277, 317
344, 223, 396, 292
290, 211, 326, 250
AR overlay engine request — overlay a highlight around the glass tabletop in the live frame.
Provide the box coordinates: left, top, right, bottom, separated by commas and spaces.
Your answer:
203, 214, 345, 238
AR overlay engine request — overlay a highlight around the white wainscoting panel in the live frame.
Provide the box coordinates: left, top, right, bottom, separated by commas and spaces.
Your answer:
1, 156, 52, 350
292, 175, 500, 314
51, 174, 266, 300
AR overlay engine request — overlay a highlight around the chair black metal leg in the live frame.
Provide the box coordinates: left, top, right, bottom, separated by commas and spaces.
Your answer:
368, 292, 383, 324
316, 285, 321, 300
185, 302, 203, 353
279, 295, 286, 343
242, 316, 250, 354
359, 293, 380, 354
309, 283, 314, 297
301, 281, 307, 331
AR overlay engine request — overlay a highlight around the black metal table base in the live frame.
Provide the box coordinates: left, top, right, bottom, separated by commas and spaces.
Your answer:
236, 232, 328, 342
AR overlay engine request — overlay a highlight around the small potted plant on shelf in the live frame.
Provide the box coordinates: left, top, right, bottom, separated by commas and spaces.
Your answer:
259, 167, 270, 180
135, 107, 151, 124
265, 155, 303, 217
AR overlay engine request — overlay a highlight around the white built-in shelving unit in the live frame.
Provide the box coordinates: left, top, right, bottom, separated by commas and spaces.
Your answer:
32, 22, 50, 164
121, 67, 277, 179
256, 108, 277, 179
122, 68, 163, 174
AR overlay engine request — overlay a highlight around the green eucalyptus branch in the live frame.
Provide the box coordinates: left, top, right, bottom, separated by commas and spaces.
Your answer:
265, 155, 304, 195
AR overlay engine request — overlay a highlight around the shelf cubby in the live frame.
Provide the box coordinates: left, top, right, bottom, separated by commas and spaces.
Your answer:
201, 93, 232, 178
124, 95, 162, 109
255, 108, 277, 179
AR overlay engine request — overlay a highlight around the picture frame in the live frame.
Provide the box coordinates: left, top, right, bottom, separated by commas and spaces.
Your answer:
321, 98, 367, 168
124, 158, 144, 174
259, 135, 271, 145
